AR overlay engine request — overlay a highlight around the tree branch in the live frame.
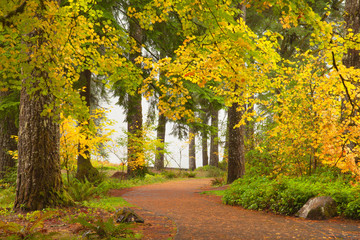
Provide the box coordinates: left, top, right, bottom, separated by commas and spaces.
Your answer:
331, 51, 357, 116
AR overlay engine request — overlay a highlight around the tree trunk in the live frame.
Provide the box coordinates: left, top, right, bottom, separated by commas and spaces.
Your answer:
201, 111, 209, 166
127, 16, 144, 177
210, 109, 219, 167
155, 113, 166, 170
13, 0, 64, 211
189, 126, 196, 171
0, 91, 18, 180
76, 69, 99, 182
14, 79, 62, 211
245, 99, 255, 152
227, 3, 246, 184
342, 0, 360, 159
223, 116, 229, 163
227, 103, 245, 184
344, 0, 360, 69
201, 131, 208, 166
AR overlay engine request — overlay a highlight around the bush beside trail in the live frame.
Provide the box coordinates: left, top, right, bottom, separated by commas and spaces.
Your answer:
223, 174, 360, 219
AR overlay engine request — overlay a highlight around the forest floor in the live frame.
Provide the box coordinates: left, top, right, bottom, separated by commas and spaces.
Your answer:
119, 178, 360, 240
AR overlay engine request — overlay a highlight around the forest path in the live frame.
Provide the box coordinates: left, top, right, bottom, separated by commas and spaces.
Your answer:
122, 178, 360, 240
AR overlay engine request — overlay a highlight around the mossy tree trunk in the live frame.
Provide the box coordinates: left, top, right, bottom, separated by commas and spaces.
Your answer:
209, 109, 219, 167
227, 102, 245, 184
75, 69, 99, 182
155, 113, 166, 170
127, 15, 145, 177
14, 77, 63, 211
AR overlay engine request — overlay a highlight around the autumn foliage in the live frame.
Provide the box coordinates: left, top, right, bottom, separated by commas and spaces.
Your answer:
2, 0, 360, 187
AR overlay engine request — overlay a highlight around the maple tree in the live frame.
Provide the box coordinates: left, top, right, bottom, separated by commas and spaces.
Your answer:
129, 0, 360, 182
3, 0, 360, 212
1, 0, 130, 210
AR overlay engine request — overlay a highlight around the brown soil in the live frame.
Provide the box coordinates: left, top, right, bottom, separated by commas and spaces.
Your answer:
121, 178, 360, 240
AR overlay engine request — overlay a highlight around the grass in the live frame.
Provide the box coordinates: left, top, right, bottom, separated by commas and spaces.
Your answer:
82, 196, 134, 211
201, 189, 226, 196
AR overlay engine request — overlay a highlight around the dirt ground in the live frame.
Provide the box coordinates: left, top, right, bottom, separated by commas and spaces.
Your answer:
121, 178, 360, 240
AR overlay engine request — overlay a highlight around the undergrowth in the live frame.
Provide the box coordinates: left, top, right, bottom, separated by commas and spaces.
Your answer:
196, 165, 224, 178
223, 173, 360, 219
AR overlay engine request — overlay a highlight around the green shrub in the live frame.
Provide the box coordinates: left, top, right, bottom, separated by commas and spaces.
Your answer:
161, 171, 177, 179
223, 174, 360, 219
65, 178, 98, 202
0, 166, 17, 186
218, 161, 228, 171
344, 198, 360, 219
143, 173, 167, 183
196, 165, 224, 178
182, 171, 196, 178
0, 186, 15, 209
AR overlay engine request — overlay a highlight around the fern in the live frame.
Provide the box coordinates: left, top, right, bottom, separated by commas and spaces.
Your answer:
0, 211, 57, 239
72, 216, 134, 239
66, 178, 97, 202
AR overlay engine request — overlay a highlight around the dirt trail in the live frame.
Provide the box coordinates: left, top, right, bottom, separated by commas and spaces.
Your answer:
122, 178, 360, 240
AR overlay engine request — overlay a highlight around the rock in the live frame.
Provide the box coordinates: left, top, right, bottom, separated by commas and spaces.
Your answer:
296, 196, 337, 220
115, 207, 144, 223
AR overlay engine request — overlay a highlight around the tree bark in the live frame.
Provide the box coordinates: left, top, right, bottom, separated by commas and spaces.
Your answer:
342, 0, 360, 158
245, 101, 255, 151
344, 0, 360, 69
14, 78, 62, 211
227, 103, 245, 184
155, 112, 166, 170
226, 3, 246, 184
210, 109, 219, 167
127, 16, 144, 177
201, 131, 208, 166
13, 0, 64, 211
0, 90, 18, 180
189, 126, 196, 171
200, 111, 209, 166
75, 69, 99, 182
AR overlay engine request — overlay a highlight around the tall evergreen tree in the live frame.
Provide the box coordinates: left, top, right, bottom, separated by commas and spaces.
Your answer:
227, 3, 246, 183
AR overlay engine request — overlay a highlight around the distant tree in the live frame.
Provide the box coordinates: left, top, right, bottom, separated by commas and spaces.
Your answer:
209, 108, 219, 167
189, 126, 196, 171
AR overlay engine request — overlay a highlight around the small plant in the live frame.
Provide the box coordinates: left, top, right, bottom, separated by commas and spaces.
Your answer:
196, 165, 224, 178
211, 177, 225, 186
0, 186, 15, 209
161, 171, 176, 179
183, 171, 196, 178
0, 211, 57, 239
65, 177, 105, 202
72, 216, 136, 239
